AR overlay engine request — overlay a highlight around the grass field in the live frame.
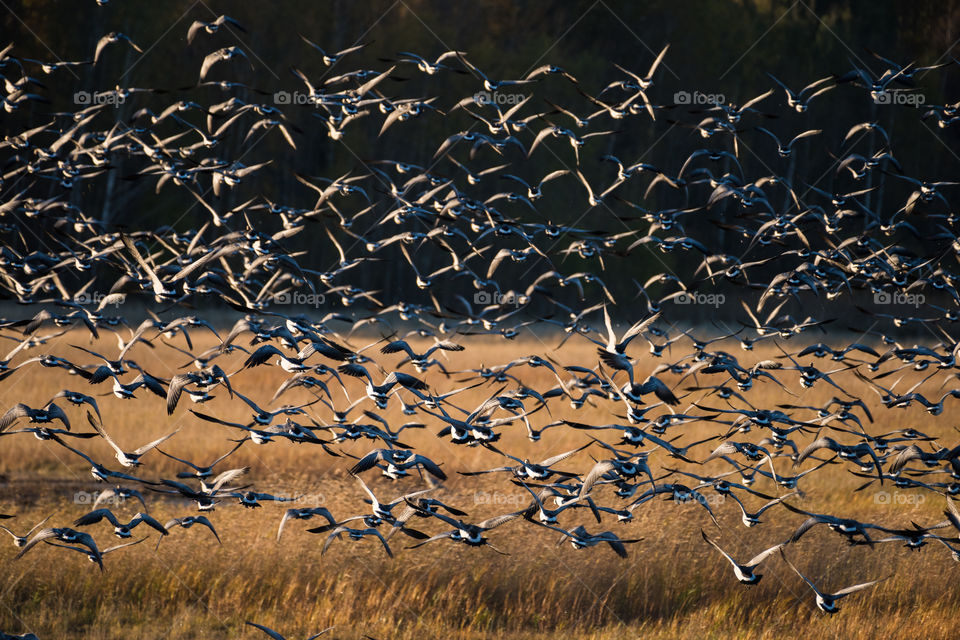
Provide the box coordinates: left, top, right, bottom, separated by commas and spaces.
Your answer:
0, 330, 957, 639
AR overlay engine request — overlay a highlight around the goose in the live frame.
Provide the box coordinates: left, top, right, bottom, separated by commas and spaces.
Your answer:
796, 437, 883, 482
588, 307, 660, 386
241, 344, 313, 372
515, 481, 599, 525
232, 491, 299, 509
663, 467, 775, 501
406, 510, 522, 555
165, 365, 233, 414
766, 73, 835, 112
605, 45, 669, 92
47, 433, 156, 484
455, 53, 533, 92
727, 491, 799, 527
704, 440, 780, 481
459, 442, 590, 481
351, 475, 434, 524
90, 417, 179, 467
156, 441, 246, 479
752, 458, 835, 491
780, 549, 885, 614
199, 46, 252, 82
159, 516, 220, 548
189, 411, 303, 446
93, 486, 148, 510
277, 507, 337, 541
782, 502, 896, 546
392, 497, 468, 525
270, 373, 335, 404
88, 367, 167, 400
337, 363, 427, 409
630, 483, 721, 528
186, 15, 246, 44
889, 443, 960, 473
578, 450, 657, 499
16, 527, 103, 570
93, 32, 142, 64
245, 621, 333, 639
531, 521, 643, 558
580, 85, 654, 121
348, 448, 446, 481
117, 235, 183, 303
853, 523, 959, 551
0, 402, 71, 432
73, 508, 168, 538
205, 391, 317, 426
394, 51, 465, 76
0, 515, 51, 547
325, 412, 421, 449
754, 127, 821, 158
500, 170, 569, 201
379, 338, 464, 373
48, 390, 102, 423
48, 536, 146, 565
321, 525, 393, 558
420, 396, 538, 447
700, 529, 783, 584
0, 632, 39, 640
298, 34, 368, 66
151, 469, 247, 511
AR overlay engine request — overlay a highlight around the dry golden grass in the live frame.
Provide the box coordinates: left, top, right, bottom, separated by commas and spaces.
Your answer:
0, 330, 958, 639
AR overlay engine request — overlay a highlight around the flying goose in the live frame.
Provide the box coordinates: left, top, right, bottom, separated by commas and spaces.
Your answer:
701, 530, 784, 584
459, 442, 590, 481
16, 527, 103, 570
0, 515, 51, 548
531, 520, 643, 558
277, 507, 337, 541
93, 486, 148, 510
186, 15, 246, 44
156, 440, 246, 479
0, 402, 71, 432
199, 46, 252, 82
337, 363, 427, 409
320, 525, 393, 558
94, 32, 143, 65
159, 516, 220, 549
406, 510, 523, 554
46, 536, 145, 565
73, 508, 168, 538
780, 549, 885, 614
348, 448, 446, 482
245, 621, 333, 639
90, 417, 179, 467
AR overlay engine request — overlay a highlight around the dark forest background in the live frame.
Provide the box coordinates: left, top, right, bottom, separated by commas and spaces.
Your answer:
2, 1, 960, 324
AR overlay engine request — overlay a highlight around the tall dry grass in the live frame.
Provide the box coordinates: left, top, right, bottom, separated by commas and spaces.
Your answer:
0, 330, 958, 639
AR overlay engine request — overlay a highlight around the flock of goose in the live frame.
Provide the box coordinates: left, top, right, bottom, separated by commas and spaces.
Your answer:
2, 13, 960, 637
